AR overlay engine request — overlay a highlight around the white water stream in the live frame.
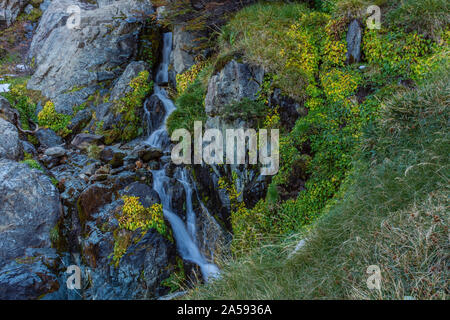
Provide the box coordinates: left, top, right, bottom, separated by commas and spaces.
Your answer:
146, 32, 219, 282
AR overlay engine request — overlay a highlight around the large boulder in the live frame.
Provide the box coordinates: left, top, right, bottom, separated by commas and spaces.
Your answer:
0, 159, 62, 267
170, 25, 197, 75
205, 59, 264, 116
27, 0, 154, 114
0, 117, 22, 160
110, 61, 148, 101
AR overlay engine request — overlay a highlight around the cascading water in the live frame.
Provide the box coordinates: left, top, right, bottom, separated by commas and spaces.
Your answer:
146, 32, 219, 282
145, 32, 176, 150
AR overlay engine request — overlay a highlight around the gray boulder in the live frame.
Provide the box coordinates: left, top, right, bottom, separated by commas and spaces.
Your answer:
110, 61, 148, 101
0, 159, 62, 267
27, 0, 154, 114
346, 19, 363, 64
205, 59, 264, 116
0, 117, 22, 160
36, 128, 64, 148
170, 25, 197, 74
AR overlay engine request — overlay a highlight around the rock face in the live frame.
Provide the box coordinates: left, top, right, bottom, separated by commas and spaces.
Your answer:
0, 117, 22, 160
0, 0, 30, 28
346, 19, 362, 64
110, 61, 148, 101
170, 25, 197, 74
27, 0, 154, 114
0, 159, 62, 266
205, 59, 264, 116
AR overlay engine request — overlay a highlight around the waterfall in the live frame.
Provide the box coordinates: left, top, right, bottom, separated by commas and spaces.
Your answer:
145, 32, 176, 150
146, 32, 219, 282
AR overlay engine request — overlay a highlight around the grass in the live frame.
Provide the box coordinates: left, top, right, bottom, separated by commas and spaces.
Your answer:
215, 2, 312, 100
187, 66, 449, 300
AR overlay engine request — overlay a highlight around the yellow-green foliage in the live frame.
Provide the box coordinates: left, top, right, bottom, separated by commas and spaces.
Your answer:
38, 101, 72, 137
320, 69, 359, 102
176, 60, 208, 95
104, 71, 152, 143
119, 196, 169, 237
363, 29, 433, 78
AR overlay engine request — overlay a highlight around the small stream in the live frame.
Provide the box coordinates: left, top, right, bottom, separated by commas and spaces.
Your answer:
145, 32, 219, 282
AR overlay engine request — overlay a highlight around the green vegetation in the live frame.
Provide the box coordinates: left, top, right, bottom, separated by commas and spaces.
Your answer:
99, 71, 152, 144
167, 77, 208, 136
112, 196, 172, 267
188, 0, 449, 299
189, 64, 449, 300
38, 101, 72, 137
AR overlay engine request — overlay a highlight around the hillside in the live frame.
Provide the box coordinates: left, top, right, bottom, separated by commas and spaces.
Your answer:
0, 0, 448, 300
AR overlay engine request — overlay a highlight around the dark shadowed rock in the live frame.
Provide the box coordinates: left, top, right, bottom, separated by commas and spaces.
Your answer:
121, 182, 160, 208
0, 96, 19, 123
36, 128, 64, 148
71, 133, 103, 150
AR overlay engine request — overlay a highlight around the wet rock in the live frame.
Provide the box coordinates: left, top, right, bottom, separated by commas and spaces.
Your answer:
144, 93, 167, 135
121, 182, 160, 208
346, 19, 362, 64
0, 159, 62, 267
0, 117, 22, 160
77, 183, 113, 228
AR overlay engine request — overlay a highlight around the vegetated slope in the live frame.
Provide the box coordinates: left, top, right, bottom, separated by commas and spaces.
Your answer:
189, 61, 449, 300
186, 0, 449, 299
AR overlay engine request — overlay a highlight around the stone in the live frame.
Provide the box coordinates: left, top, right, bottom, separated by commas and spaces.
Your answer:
27, 0, 154, 113
110, 61, 149, 101
71, 133, 103, 150
121, 182, 160, 208
0, 0, 30, 28
205, 59, 264, 116
0, 95, 19, 123
44, 146, 67, 158
0, 159, 62, 267
346, 19, 362, 64
171, 25, 197, 74
36, 128, 64, 149
134, 145, 163, 162
0, 117, 22, 160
